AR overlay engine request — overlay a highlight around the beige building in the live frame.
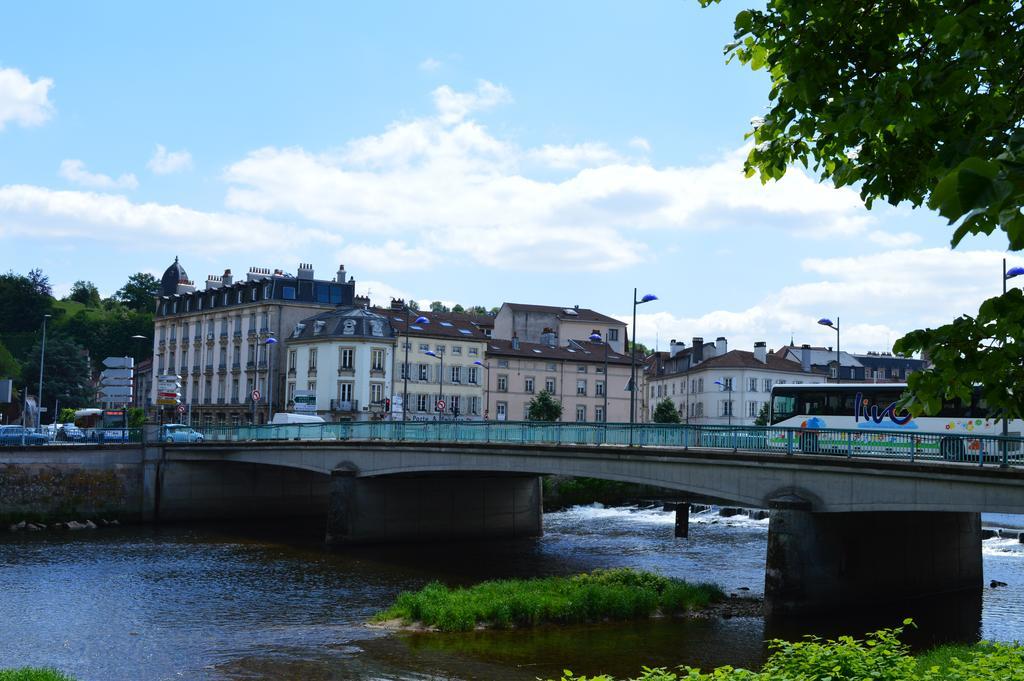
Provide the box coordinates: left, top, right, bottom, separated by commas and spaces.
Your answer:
493, 303, 627, 354
380, 302, 490, 420
483, 337, 631, 422
151, 259, 356, 425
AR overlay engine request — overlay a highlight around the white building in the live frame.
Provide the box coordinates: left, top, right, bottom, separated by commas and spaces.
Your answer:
284, 307, 395, 421
647, 338, 828, 426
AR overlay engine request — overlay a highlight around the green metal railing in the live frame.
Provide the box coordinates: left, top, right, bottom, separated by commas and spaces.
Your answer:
181, 421, 1024, 469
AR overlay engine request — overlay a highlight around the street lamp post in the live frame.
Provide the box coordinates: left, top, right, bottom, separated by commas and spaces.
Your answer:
264, 336, 278, 422
36, 314, 51, 429
589, 332, 609, 423
714, 379, 733, 427
473, 360, 490, 419
425, 349, 444, 420
1001, 260, 1024, 466
818, 318, 841, 382
403, 314, 430, 421
630, 290, 657, 445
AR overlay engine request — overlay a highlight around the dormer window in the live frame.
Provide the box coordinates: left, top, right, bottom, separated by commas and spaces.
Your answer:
293, 323, 306, 337
313, 320, 326, 335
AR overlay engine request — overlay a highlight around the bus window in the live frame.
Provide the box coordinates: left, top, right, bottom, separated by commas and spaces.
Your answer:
803, 393, 827, 415
771, 394, 797, 423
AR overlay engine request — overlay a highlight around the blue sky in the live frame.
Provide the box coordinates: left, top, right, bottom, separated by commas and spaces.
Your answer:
0, 1, 1015, 353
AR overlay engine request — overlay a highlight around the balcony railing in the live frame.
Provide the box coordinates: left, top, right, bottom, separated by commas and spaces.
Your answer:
330, 399, 358, 412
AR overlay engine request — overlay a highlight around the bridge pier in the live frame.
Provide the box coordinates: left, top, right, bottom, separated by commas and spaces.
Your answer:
326, 471, 543, 545
765, 502, 982, 617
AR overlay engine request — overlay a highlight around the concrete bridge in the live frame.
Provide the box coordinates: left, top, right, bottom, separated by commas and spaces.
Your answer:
5, 433, 1024, 618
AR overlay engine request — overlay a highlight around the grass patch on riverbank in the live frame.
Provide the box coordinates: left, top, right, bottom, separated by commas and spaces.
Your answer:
0, 669, 75, 681
373, 568, 724, 632
544, 622, 1024, 680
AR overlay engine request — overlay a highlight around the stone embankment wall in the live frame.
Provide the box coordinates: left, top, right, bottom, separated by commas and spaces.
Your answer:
0, 448, 148, 523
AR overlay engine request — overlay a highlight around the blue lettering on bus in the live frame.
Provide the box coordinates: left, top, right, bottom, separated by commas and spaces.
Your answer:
854, 392, 913, 426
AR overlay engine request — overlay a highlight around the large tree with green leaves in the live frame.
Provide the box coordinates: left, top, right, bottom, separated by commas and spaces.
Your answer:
114, 272, 160, 312
527, 389, 563, 421
702, 0, 1024, 417
67, 280, 102, 308
0, 271, 53, 334
21, 335, 94, 413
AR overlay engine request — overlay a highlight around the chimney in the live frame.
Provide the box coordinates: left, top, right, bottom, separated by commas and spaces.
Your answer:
801, 344, 812, 373
691, 337, 703, 364
354, 294, 370, 307
754, 341, 766, 364
222, 269, 233, 286
390, 298, 405, 311
247, 267, 271, 282
205, 274, 222, 290
297, 263, 314, 280
512, 334, 520, 351
669, 339, 686, 358
540, 327, 557, 347
336, 264, 347, 284
716, 336, 727, 356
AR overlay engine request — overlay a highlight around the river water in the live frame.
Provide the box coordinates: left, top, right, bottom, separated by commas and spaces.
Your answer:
1, 506, 1022, 681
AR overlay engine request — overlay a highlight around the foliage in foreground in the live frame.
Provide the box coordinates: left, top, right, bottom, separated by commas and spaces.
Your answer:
0, 669, 76, 681
374, 568, 723, 632
547, 623, 1024, 681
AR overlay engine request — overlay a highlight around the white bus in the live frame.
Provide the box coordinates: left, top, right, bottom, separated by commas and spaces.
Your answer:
768, 383, 1022, 460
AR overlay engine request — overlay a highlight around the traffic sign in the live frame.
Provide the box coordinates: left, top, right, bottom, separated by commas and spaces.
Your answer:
293, 390, 316, 413
177, 405, 186, 414
435, 399, 446, 412
100, 386, 134, 398
101, 368, 134, 381
251, 389, 261, 402
103, 357, 135, 369
157, 398, 180, 406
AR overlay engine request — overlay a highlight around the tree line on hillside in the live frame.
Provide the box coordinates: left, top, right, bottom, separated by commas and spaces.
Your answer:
0, 270, 158, 412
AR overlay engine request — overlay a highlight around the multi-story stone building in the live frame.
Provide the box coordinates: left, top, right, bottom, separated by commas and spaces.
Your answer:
647, 338, 827, 426
284, 306, 395, 421
853, 351, 926, 382
493, 303, 627, 354
382, 302, 490, 420
151, 258, 356, 425
483, 336, 632, 422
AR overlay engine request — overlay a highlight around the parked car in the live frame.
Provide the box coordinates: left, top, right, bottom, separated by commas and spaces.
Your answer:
0, 425, 48, 446
55, 424, 86, 442
161, 424, 204, 443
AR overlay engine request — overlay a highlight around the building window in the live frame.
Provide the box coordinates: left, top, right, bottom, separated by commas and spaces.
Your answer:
468, 347, 479, 356
371, 349, 384, 371
419, 343, 430, 352
339, 348, 354, 370
497, 360, 509, 368
400, 363, 409, 380
308, 380, 316, 392
287, 382, 296, 404
467, 366, 478, 384
452, 346, 462, 356
596, 381, 605, 396
496, 402, 508, 420
577, 365, 587, 373
721, 400, 733, 417
435, 344, 445, 354
309, 348, 318, 370
595, 406, 605, 422
545, 377, 556, 393
748, 401, 758, 418
748, 378, 757, 392
723, 377, 733, 390
371, 383, 383, 403
339, 382, 353, 402
607, 328, 619, 342
450, 365, 461, 383
288, 349, 297, 372
282, 286, 296, 300
524, 377, 535, 393
762, 378, 773, 392
416, 393, 428, 412
576, 379, 587, 396
450, 395, 461, 415
576, 405, 586, 422
419, 364, 429, 381
497, 374, 508, 391
546, 362, 557, 371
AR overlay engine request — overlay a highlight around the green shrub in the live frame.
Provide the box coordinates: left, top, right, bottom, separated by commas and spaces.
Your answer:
373, 569, 723, 632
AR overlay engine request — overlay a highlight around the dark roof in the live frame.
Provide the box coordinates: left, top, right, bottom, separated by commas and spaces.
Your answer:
485, 338, 632, 365
372, 308, 490, 342
292, 307, 394, 341
160, 256, 189, 296
854, 353, 925, 370
694, 349, 827, 374
503, 303, 623, 325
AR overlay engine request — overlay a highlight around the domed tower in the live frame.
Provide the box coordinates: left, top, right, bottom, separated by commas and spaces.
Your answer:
160, 256, 194, 296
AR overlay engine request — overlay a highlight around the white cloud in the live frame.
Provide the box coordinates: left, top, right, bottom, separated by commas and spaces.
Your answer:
222, 81, 871, 273
628, 136, 651, 152
527, 142, 622, 169
418, 57, 442, 72
0, 67, 54, 131
431, 79, 511, 124
0, 184, 340, 254
58, 160, 139, 190
147, 144, 193, 174
630, 247, 1021, 354
867, 230, 922, 247
343, 240, 441, 272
